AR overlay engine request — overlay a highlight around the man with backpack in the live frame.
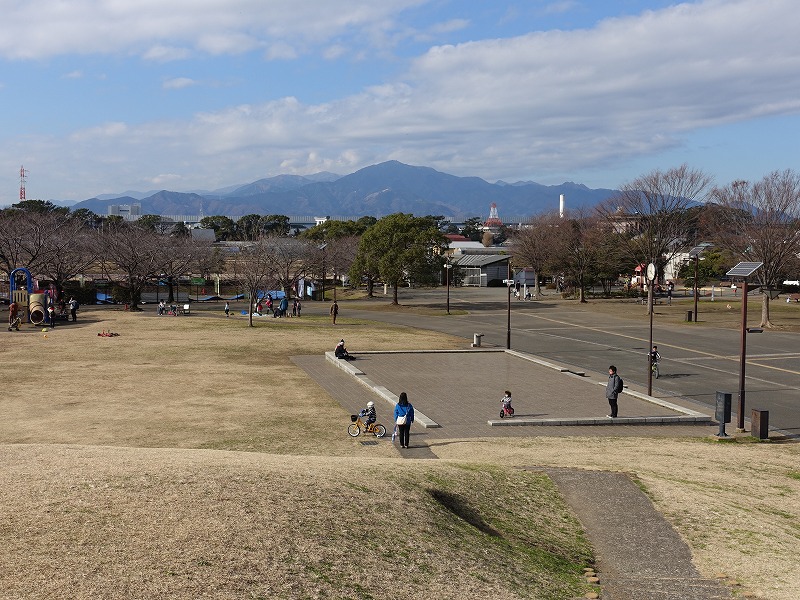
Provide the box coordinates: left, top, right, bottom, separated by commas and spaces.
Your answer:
606, 365, 623, 418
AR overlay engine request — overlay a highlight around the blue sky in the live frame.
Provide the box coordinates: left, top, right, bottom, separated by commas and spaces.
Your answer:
1, 0, 798, 205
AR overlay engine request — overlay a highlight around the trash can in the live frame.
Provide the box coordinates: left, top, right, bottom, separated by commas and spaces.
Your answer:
715, 391, 732, 423
715, 391, 732, 437
472, 333, 484, 347
686, 310, 693, 322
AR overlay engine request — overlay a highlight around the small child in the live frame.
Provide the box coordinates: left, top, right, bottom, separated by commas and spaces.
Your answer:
500, 390, 514, 417
360, 401, 376, 430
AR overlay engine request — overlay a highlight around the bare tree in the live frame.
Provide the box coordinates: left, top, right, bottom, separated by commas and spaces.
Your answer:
37, 213, 99, 297
264, 236, 312, 298
98, 223, 165, 310
0, 210, 52, 278
598, 164, 713, 313
326, 235, 360, 299
235, 239, 279, 327
552, 213, 607, 303
711, 170, 800, 328
158, 236, 211, 303
511, 212, 562, 299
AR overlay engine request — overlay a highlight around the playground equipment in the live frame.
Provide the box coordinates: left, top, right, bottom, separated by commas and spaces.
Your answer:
9, 267, 58, 327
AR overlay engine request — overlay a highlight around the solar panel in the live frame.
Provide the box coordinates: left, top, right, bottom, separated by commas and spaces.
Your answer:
726, 262, 763, 277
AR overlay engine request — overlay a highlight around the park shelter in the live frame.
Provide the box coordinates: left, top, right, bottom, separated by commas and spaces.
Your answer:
452, 254, 510, 287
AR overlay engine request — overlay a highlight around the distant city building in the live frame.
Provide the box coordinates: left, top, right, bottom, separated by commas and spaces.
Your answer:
191, 229, 216, 242
108, 203, 142, 217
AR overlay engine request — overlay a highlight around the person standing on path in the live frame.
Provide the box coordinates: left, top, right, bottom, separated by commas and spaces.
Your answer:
393, 392, 415, 449
68, 297, 78, 322
606, 365, 623, 418
8, 301, 20, 331
330, 300, 339, 324
224, 301, 230, 317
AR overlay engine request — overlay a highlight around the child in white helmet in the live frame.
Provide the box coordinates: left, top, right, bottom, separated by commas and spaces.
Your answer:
360, 401, 377, 431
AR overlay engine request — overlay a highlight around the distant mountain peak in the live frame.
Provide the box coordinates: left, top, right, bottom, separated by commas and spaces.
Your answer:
68, 161, 617, 219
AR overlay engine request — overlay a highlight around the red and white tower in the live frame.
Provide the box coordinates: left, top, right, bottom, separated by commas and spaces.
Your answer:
19, 165, 28, 200
485, 202, 502, 228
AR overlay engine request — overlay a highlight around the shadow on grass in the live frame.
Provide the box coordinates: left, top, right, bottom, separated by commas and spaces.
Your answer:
427, 488, 501, 537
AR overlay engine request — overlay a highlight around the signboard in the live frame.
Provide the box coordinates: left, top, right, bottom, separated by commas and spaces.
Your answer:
191, 277, 206, 285
646, 263, 656, 281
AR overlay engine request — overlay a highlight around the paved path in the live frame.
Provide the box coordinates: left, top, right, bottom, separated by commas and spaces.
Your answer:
544, 468, 733, 599
293, 350, 735, 598
320, 288, 800, 435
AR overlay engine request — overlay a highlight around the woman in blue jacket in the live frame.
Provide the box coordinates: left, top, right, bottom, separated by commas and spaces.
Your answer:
393, 392, 415, 449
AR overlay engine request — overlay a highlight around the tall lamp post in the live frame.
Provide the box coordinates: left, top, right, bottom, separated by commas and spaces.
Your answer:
646, 263, 656, 396
726, 262, 763, 432
687, 245, 709, 322
318, 243, 327, 301
504, 261, 513, 350
445, 260, 452, 315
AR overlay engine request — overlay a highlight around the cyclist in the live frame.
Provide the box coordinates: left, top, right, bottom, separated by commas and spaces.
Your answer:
360, 401, 376, 430
649, 345, 662, 378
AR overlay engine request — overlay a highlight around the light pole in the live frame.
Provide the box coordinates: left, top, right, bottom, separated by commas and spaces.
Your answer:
318, 243, 327, 301
504, 261, 513, 350
726, 262, 763, 432
646, 262, 656, 396
687, 245, 708, 322
445, 260, 452, 315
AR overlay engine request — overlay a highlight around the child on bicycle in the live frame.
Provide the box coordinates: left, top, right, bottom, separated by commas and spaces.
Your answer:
649, 345, 661, 378
359, 401, 376, 430
500, 390, 514, 417
649, 345, 661, 365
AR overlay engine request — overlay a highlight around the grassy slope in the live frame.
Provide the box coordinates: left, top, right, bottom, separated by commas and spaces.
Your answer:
0, 308, 593, 599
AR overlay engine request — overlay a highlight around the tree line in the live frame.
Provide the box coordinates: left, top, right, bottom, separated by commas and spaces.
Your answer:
4, 165, 800, 328
0, 202, 453, 325
512, 166, 800, 328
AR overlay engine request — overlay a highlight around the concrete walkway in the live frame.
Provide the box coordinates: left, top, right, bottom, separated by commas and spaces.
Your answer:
544, 468, 733, 599
292, 347, 735, 599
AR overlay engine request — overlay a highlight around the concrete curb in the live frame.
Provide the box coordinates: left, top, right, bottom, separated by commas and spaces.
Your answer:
324, 352, 441, 428
488, 415, 711, 426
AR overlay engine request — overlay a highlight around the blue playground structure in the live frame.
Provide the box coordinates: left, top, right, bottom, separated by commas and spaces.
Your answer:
9, 267, 57, 326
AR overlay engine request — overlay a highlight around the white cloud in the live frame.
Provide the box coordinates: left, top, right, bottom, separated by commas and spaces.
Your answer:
149, 173, 183, 186
0, 0, 427, 60
143, 45, 192, 62
3, 0, 800, 199
265, 41, 299, 61
323, 44, 348, 60
163, 77, 199, 90
62, 70, 83, 79
542, 1, 579, 15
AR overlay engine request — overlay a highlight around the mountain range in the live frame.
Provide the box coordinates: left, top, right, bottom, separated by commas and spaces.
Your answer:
70, 161, 618, 220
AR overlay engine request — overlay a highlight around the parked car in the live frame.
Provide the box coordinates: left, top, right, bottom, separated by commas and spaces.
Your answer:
783, 279, 800, 286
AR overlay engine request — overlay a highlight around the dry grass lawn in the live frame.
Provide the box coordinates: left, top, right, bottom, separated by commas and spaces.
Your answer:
1, 304, 799, 599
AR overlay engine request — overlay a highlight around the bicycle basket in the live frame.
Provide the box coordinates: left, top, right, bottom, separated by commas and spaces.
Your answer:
350, 415, 358, 422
